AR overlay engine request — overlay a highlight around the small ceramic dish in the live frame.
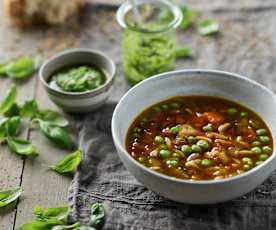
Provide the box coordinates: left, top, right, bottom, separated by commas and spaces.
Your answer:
39, 48, 116, 113
111, 69, 276, 204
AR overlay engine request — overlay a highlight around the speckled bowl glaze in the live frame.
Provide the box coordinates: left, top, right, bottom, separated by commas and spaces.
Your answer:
39, 48, 116, 113
112, 69, 276, 204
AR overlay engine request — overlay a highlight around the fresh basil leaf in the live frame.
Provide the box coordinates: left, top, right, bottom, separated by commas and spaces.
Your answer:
5, 57, 35, 79
38, 110, 69, 127
52, 222, 80, 230
4, 103, 20, 117
0, 187, 22, 207
197, 19, 219, 36
0, 63, 7, 76
176, 47, 193, 58
0, 85, 17, 115
179, 6, 193, 29
90, 203, 105, 228
7, 137, 38, 156
5, 116, 21, 136
0, 117, 8, 141
34, 206, 70, 221
75, 227, 96, 230
16, 219, 65, 230
21, 100, 39, 118
51, 150, 82, 175
39, 121, 73, 149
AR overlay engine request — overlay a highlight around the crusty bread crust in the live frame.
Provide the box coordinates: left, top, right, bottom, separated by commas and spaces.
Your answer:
4, 0, 86, 26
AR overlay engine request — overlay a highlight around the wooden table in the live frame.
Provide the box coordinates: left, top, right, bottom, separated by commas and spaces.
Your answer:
1, 0, 276, 229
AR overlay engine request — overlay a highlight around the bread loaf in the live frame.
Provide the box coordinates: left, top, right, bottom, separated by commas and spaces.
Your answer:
4, 0, 86, 26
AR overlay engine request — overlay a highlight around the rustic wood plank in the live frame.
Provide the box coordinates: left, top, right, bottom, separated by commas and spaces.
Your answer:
14, 73, 78, 227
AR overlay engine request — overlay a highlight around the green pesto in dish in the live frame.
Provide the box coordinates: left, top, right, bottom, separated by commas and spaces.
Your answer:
49, 65, 106, 93
126, 96, 273, 181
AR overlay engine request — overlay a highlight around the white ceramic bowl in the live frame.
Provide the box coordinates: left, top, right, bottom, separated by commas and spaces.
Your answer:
112, 69, 276, 204
39, 48, 116, 113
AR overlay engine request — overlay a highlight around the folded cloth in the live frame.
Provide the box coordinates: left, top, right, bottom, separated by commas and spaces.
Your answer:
68, 103, 276, 230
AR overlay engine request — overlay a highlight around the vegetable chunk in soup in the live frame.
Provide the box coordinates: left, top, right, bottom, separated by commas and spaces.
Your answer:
126, 96, 273, 180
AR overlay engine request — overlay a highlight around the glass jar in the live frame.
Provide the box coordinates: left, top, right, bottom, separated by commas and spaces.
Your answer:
117, 0, 182, 85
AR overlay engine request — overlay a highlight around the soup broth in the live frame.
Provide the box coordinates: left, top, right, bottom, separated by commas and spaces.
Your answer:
126, 96, 273, 180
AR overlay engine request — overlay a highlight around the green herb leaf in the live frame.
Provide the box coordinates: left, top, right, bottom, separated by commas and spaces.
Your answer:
176, 47, 192, 58
5, 116, 21, 136
90, 203, 105, 228
16, 219, 65, 230
38, 121, 73, 149
197, 19, 219, 36
0, 117, 8, 141
7, 137, 38, 156
179, 6, 193, 29
51, 150, 82, 175
34, 206, 70, 222
0, 63, 7, 76
37, 110, 69, 127
0, 187, 22, 207
0, 85, 17, 115
5, 57, 35, 79
4, 103, 20, 117
21, 100, 39, 118
52, 222, 80, 230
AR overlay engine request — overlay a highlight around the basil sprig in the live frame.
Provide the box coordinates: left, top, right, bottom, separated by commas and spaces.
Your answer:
51, 150, 82, 175
0, 85, 17, 116
0, 57, 36, 80
0, 187, 23, 208
90, 203, 105, 229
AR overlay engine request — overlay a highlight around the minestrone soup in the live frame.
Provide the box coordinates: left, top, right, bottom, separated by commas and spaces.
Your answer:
126, 96, 273, 180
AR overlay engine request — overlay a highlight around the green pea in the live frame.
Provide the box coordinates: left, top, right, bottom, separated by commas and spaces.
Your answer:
161, 104, 169, 110
251, 141, 261, 147
259, 136, 270, 144
181, 145, 192, 154
259, 154, 269, 161
242, 157, 253, 165
191, 144, 202, 153
256, 129, 267, 136
133, 127, 142, 133
262, 146, 272, 154
159, 143, 168, 150
202, 123, 213, 132
201, 159, 211, 167
256, 161, 264, 166
251, 147, 262, 154
187, 136, 196, 144
159, 150, 171, 159
240, 111, 248, 117
166, 160, 178, 167
170, 126, 181, 134
197, 140, 209, 150
153, 106, 161, 112
227, 108, 238, 115
243, 164, 251, 171
138, 156, 146, 163
154, 136, 164, 143
170, 102, 180, 109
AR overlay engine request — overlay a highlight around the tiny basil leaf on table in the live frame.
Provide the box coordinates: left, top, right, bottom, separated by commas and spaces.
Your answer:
34, 206, 70, 221
38, 120, 73, 149
21, 100, 39, 118
0, 117, 8, 141
0, 85, 17, 115
51, 150, 82, 175
5, 57, 35, 79
5, 116, 21, 137
0, 63, 6, 75
90, 203, 105, 228
16, 219, 65, 230
4, 103, 20, 117
7, 137, 38, 156
52, 222, 80, 230
179, 6, 194, 29
197, 19, 219, 36
37, 110, 69, 127
0, 187, 22, 208
176, 47, 193, 58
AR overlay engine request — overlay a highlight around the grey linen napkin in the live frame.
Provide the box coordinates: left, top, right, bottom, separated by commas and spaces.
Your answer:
68, 103, 276, 230
68, 0, 276, 228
